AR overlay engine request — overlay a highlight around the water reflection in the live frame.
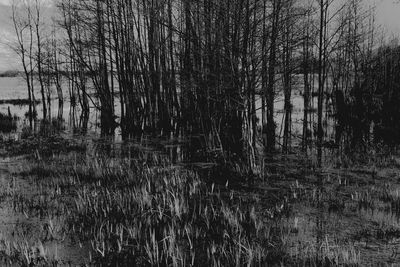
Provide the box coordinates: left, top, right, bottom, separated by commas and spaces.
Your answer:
0, 77, 335, 147
283, 191, 400, 265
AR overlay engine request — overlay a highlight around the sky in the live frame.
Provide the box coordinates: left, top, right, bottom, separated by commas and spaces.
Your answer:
374, 0, 400, 37
0, 0, 54, 72
0, 0, 400, 71
0, 3, 17, 72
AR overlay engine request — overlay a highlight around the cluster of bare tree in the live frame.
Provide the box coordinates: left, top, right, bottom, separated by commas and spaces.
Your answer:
12, 0, 397, 168
11, 0, 63, 127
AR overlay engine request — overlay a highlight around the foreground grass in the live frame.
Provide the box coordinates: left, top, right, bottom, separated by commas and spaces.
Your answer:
16, 155, 271, 266
0, 138, 367, 266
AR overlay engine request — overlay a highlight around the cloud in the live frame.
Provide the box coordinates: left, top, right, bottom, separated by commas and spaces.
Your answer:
0, 0, 8, 5
0, 0, 53, 6
0, 1, 53, 71
0, 45, 19, 72
375, 0, 400, 36
0, 3, 19, 71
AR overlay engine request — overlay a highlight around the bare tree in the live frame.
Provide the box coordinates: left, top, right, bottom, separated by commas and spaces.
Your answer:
11, 0, 37, 128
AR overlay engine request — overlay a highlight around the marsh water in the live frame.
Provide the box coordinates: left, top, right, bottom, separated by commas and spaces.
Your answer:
0, 76, 336, 141
0, 77, 399, 265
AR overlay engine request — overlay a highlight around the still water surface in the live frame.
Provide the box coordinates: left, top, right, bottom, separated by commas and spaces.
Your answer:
0, 76, 333, 145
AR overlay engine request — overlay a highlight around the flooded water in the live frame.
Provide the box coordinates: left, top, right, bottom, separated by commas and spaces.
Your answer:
272, 160, 400, 265
0, 76, 335, 146
0, 77, 103, 138
0, 77, 66, 119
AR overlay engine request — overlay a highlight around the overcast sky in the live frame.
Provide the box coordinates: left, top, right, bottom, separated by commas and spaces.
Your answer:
0, 0, 400, 71
372, 0, 400, 36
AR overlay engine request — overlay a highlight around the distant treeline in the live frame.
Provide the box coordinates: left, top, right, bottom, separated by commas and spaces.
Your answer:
0, 69, 97, 78
0, 70, 21, 77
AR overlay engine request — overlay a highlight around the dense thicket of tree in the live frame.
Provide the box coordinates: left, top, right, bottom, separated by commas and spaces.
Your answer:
11, 0, 400, 169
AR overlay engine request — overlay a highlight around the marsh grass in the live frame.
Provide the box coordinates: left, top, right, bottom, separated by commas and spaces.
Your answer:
352, 190, 375, 211
350, 184, 400, 216
0, 238, 62, 267
288, 237, 360, 266
377, 187, 400, 215
0, 141, 369, 266
5, 154, 271, 265
67, 157, 270, 266
0, 135, 86, 157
